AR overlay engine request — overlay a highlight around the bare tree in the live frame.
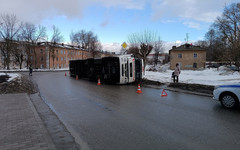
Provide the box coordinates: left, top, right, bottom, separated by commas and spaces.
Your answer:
88, 34, 102, 58
70, 30, 101, 58
0, 14, 22, 69
0, 41, 7, 69
153, 36, 164, 66
204, 29, 216, 61
213, 3, 240, 66
127, 30, 158, 69
20, 22, 46, 68
12, 40, 25, 69
70, 30, 87, 48
49, 25, 64, 68
51, 25, 64, 43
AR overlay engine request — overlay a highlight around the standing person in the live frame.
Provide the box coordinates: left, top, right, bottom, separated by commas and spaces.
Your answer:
29, 65, 33, 76
173, 63, 181, 83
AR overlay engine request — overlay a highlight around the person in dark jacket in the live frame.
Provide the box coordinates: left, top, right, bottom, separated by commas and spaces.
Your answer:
29, 66, 33, 76
173, 63, 181, 82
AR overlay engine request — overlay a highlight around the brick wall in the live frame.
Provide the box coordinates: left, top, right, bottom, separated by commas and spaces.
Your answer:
32, 45, 91, 69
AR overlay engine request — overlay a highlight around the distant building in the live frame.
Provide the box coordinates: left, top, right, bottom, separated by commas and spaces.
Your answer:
0, 41, 114, 69
169, 43, 206, 70
147, 53, 170, 64
29, 42, 92, 69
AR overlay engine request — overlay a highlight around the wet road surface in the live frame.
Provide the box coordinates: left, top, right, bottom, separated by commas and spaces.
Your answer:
32, 72, 240, 150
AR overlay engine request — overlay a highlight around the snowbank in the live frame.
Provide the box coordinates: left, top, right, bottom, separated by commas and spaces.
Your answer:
0, 73, 21, 82
0, 68, 69, 72
144, 65, 240, 86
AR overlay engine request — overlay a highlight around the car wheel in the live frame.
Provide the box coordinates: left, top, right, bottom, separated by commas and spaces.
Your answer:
220, 93, 238, 109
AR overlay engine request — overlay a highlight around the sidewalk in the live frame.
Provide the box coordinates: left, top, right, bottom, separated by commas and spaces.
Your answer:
0, 93, 56, 150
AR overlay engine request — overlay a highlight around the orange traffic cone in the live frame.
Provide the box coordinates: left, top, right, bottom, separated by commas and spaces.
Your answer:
76, 75, 78, 80
136, 84, 142, 94
161, 89, 167, 96
65, 72, 67, 76
97, 78, 101, 85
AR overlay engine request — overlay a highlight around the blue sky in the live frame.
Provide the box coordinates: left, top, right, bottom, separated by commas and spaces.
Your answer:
0, 0, 238, 52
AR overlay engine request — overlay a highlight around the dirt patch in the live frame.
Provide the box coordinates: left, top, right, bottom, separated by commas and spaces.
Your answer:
168, 82, 214, 94
141, 78, 164, 86
0, 74, 37, 94
139, 78, 214, 94
0, 75, 10, 83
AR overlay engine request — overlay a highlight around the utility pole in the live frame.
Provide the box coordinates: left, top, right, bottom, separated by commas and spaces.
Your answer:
184, 33, 189, 43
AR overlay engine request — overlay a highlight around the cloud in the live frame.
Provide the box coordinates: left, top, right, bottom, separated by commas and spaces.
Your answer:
150, 0, 233, 23
100, 19, 110, 27
0, 0, 232, 27
96, 0, 146, 10
183, 21, 201, 29
0, 0, 146, 24
0, 0, 87, 24
102, 42, 122, 53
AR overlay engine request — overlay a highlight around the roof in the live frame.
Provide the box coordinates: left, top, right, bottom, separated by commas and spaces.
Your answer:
37, 42, 83, 50
169, 43, 206, 51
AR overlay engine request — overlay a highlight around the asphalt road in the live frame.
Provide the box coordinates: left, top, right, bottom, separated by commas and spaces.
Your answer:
32, 72, 240, 150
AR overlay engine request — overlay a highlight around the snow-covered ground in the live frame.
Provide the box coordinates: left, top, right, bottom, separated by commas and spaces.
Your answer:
0, 68, 69, 82
144, 64, 240, 86
0, 68, 69, 72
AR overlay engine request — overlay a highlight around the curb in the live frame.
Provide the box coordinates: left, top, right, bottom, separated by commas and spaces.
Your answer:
26, 94, 56, 150
143, 83, 213, 97
30, 92, 85, 150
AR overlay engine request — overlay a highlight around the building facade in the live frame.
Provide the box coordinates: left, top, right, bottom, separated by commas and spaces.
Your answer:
0, 41, 114, 69
169, 43, 206, 70
28, 42, 92, 69
147, 53, 170, 64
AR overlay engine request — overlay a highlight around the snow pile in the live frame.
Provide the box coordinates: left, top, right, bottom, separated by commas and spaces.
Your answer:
144, 65, 240, 86
0, 73, 21, 82
0, 68, 69, 72
146, 64, 169, 72
8, 73, 21, 82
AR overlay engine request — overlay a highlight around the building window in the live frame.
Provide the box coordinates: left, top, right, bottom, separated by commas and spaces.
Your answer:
40, 56, 43, 61
178, 53, 182, 58
194, 53, 198, 58
56, 50, 58, 54
193, 63, 197, 68
40, 64, 44, 69
56, 57, 58, 61
40, 49, 43, 53
64, 50, 66, 54
61, 57, 63, 61
61, 50, 63, 54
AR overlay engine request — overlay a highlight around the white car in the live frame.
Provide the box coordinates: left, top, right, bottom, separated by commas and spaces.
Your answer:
213, 84, 240, 108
